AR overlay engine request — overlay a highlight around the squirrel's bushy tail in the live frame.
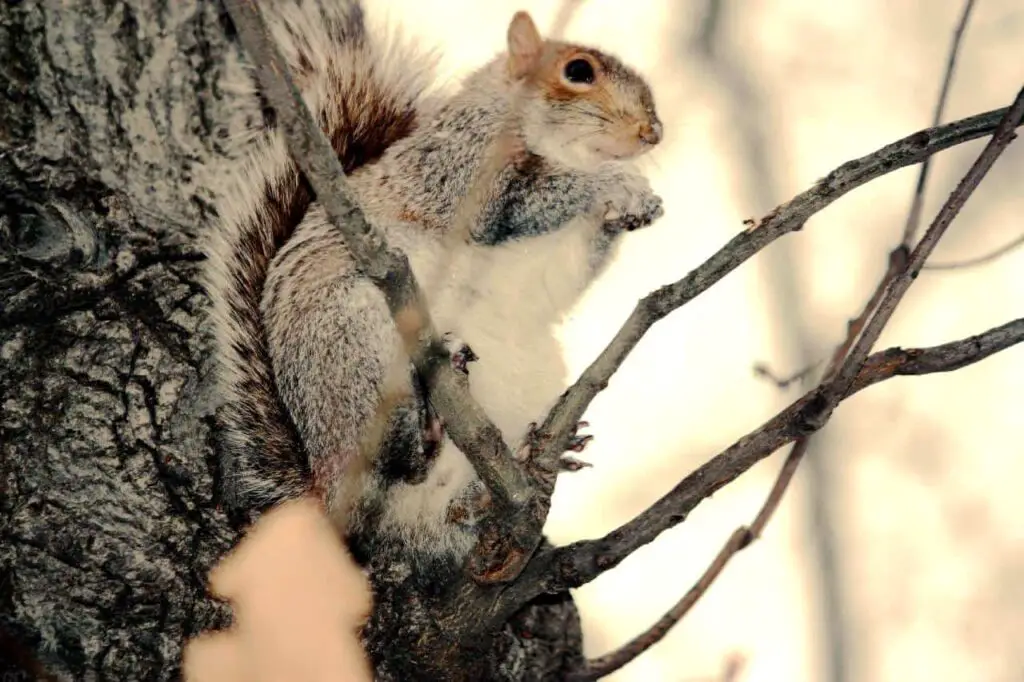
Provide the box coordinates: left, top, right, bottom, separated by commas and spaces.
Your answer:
203, 0, 438, 513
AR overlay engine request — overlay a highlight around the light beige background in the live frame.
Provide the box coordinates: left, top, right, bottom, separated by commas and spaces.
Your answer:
367, 2, 1024, 680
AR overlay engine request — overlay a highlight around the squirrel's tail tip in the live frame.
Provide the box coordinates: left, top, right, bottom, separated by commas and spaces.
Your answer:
259, 0, 436, 173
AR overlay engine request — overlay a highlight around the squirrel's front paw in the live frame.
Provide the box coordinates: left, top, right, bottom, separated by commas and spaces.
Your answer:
441, 332, 478, 375
603, 194, 663, 232
600, 172, 664, 232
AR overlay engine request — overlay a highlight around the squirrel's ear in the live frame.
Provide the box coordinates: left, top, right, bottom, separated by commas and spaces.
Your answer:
507, 11, 543, 80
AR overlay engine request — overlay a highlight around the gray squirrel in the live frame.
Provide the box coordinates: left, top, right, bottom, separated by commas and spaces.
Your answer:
203, 0, 664, 565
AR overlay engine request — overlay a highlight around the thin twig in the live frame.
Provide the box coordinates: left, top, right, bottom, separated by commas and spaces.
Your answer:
689, 10, 853, 678
733, 16, 978, 673
901, 0, 978, 246
549, 0, 586, 39
923, 231, 1024, 270
221, 0, 540, 582
752, 246, 908, 390
565, 524, 754, 681
531, 105, 1023, 473
752, 360, 821, 389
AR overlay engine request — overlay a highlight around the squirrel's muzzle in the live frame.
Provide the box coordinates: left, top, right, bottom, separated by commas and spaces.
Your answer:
639, 120, 662, 147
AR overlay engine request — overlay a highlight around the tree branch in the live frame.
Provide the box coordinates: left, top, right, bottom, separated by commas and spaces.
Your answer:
518, 100, 1024, 608
532, 103, 1024, 470
924, 231, 1024, 271
690, 18, 978, 676
502, 315, 1024, 611
571, 46, 1008, 672
566, 199, 910, 681
900, 0, 977, 246
221, 0, 538, 583
545, 89, 1024, 659
581, 133, 1024, 659
564, 524, 753, 681
827, 85, 1024, 401
524, 88, 1024, 617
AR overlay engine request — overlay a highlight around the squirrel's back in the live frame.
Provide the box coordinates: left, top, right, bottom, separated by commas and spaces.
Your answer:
202, 0, 438, 513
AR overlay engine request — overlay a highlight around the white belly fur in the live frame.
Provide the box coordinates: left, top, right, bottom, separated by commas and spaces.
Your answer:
377, 216, 604, 552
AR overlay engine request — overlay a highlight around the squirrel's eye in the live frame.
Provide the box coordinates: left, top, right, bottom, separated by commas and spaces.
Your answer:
563, 58, 595, 84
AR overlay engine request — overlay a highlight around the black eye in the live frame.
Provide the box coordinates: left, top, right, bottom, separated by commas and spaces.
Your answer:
563, 58, 595, 84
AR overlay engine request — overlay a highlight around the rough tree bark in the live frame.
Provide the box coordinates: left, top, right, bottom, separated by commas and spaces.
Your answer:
0, 1, 581, 680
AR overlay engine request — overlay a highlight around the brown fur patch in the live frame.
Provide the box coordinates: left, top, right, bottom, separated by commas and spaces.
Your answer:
397, 207, 423, 223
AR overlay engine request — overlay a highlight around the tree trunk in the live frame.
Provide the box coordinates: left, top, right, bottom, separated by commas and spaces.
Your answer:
0, 1, 582, 679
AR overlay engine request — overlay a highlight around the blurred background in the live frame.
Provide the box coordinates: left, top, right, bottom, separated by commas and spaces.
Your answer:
369, 1, 1024, 680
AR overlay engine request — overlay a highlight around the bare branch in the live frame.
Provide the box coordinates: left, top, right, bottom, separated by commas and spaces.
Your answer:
856, 318, 1024, 378
924, 231, 1024, 270
536, 89, 1024, 635
521, 269, 1018, 671
221, 0, 539, 582
527, 89, 1024, 608
696, 24, 991, 675
901, 0, 977, 246
499, 315, 1024, 611
827, 86, 1024, 402
532, 104, 1024, 471
753, 245, 909, 391
549, 0, 586, 39
752, 360, 821, 389
567, 240, 908, 679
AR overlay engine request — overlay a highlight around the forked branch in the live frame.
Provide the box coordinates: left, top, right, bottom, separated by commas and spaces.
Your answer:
503, 315, 1024, 618
521, 85, 1023, 667
532, 103, 1024, 471
570, 242, 905, 680
564, 78, 1023, 678
545, 89, 1022, 611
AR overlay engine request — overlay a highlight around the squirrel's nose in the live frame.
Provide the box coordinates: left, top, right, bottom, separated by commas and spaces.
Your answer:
638, 120, 662, 146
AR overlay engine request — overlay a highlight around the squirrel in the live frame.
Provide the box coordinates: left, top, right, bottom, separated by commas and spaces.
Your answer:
203, 0, 665, 566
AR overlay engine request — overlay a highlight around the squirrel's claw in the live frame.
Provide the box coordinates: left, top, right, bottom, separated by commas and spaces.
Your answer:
567, 420, 593, 453
442, 332, 479, 375
558, 455, 593, 472
516, 420, 595, 487
567, 433, 593, 453
603, 193, 663, 232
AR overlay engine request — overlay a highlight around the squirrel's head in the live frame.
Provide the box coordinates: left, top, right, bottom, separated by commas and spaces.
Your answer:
506, 11, 662, 170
